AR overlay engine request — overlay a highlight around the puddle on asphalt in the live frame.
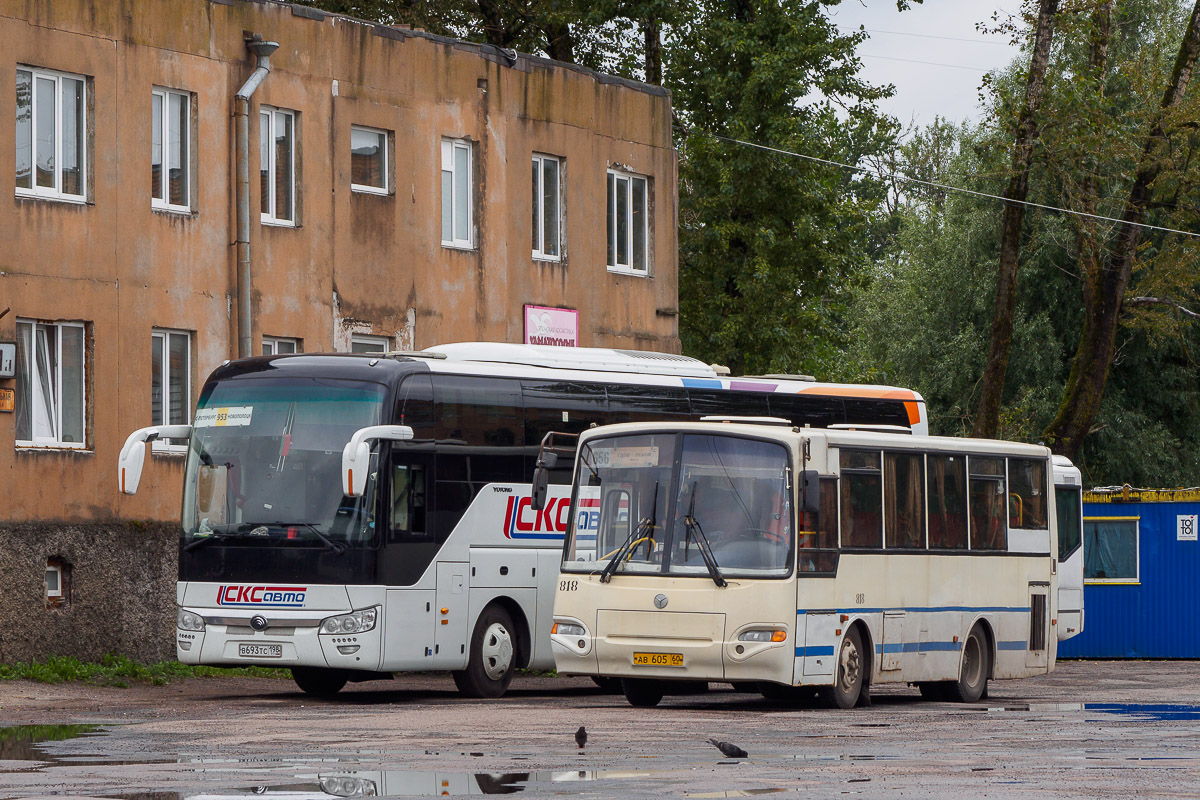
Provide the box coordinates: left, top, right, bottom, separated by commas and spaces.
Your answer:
687, 790, 789, 798
0, 724, 180, 772
111, 769, 664, 799
964, 702, 1200, 721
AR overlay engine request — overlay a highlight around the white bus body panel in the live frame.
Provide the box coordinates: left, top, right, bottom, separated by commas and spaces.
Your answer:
1053, 456, 1085, 640
176, 483, 566, 674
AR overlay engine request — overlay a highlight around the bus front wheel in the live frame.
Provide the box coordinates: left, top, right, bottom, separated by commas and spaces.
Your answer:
823, 627, 865, 709
621, 678, 664, 707
292, 666, 348, 697
948, 625, 990, 703
453, 605, 517, 698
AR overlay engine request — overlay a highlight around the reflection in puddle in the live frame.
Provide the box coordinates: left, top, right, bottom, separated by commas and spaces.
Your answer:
0, 724, 168, 771
965, 702, 1200, 722
687, 789, 789, 798
132, 769, 663, 799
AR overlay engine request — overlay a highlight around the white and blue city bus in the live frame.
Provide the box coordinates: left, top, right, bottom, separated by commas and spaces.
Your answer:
118, 342, 928, 698
550, 419, 1082, 707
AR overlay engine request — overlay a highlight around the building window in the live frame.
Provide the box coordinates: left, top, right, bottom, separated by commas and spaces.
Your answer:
262, 336, 300, 355
260, 106, 296, 225
152, 87, 191, 212
46, 557, 70, 609
15, 66, 87, 201
351, 125, 388, 194
351, 335, 389, 354
441, 138, 473, 248
532, 154, 561, 260
151, 329, 191, 450
606, 169, 649, 274
1084, 517, 1139, 583
14, 319, 86, 448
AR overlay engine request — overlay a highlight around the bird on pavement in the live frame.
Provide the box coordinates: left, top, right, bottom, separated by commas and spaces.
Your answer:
708, 738, 748, 758
575, 726, 588, 749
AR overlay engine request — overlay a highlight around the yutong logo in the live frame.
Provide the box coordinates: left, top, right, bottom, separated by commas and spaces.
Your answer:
216, 585, 307, 607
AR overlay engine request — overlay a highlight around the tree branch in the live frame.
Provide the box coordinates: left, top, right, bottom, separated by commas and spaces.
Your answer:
1126, 296, 1200, 319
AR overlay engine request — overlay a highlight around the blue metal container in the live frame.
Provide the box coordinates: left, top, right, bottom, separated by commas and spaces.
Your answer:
1059, 489, 1200, 658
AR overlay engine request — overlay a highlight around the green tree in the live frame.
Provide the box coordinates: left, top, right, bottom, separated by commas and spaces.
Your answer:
671, 0, 897, 376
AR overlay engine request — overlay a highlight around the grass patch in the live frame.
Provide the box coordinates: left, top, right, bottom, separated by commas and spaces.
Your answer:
0, 654, 290, 687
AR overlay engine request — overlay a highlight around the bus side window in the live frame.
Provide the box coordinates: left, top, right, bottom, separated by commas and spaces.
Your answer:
395, 373, 435, 440
968, 456, 1007, 550
927, 455, 968, 549
884, 451, 925, 549
391, 463, 427, 538
1008, 457, 1048, 530
840, 449, 882, 548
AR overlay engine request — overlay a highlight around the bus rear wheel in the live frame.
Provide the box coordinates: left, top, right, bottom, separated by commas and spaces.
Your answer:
621, 678, 665, 707
453, 605, 517, 698
823, 627, 865, 709
292, 666, 348, 697
948, 625, 990, 703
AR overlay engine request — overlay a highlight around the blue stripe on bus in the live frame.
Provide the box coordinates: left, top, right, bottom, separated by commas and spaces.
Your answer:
508, 532, 564, 540
794, 646, 836, 657
997, 640, 1028, 651
875, 641, 962, 654
797, 606, 1029, 615
680, 378, 724, 389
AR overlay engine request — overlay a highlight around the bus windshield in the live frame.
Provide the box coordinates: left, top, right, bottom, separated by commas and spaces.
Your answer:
565, 432, 793, 579
181, 377, 386, 548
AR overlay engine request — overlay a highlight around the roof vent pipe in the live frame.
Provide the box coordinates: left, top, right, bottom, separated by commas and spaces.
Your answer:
234, 34, 279, 359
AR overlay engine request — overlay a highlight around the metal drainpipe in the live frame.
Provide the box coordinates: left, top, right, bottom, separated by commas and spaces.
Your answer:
234, 35, 280, 359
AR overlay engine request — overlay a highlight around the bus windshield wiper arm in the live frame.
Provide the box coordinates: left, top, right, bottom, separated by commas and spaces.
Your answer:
599, 481, 658, 583
266, 521, 348, 555
183, 531, 242, 551
683, 514, 727, 588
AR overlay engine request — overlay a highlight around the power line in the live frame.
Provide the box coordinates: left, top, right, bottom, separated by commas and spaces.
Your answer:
864, 27, 1012, 46
859, 53, 990, 73
677, 127, 1200, 240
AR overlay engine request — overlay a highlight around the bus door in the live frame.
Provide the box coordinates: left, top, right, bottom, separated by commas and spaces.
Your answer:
1026, 582, 1050, 669
1054, 476, 1084, 640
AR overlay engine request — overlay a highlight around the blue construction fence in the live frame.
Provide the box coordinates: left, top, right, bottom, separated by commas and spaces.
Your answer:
1059, 488, 1200, 658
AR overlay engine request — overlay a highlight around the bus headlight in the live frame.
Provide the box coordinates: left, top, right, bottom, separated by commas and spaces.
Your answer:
320, 607, 379, 635
319, 775, 378, 797
177, 608, 206, 632
552, 622, 586, 637
738, 629, 787, 643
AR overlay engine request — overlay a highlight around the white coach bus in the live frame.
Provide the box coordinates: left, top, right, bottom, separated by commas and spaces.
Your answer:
549, 419, 1079, 707
118, 343, 928, 699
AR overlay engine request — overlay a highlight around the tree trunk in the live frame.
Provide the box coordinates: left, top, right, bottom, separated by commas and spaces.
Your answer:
1044, 0, 1200, 460
972, 0, 1059, 439
644, 16, 662, 85
542, 19, 574, 62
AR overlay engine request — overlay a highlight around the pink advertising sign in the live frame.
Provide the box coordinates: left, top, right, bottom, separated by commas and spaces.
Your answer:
524, 305, 578, 347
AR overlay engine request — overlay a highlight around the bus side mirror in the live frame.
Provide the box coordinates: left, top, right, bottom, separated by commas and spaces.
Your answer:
801, 469, 820, 515
343, 425, 414, 497
530, 452, 558, 511
118, 425, 193, 495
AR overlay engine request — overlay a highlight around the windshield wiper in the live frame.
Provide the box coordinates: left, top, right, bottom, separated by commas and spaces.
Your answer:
183, 530, 244, 552
682, 484, 727, 587
265, 521, 348, 555
599, 481, 658, 583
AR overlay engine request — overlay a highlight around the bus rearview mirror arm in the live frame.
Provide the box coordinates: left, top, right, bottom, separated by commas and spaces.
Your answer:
342, 425, 415, 497
118, 425, 193, 495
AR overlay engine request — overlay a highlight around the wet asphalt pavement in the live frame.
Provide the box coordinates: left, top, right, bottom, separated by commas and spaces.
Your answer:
1, 660, 1199, 799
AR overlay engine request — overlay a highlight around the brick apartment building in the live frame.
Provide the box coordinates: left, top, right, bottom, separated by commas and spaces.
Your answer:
0, 0, 678, 662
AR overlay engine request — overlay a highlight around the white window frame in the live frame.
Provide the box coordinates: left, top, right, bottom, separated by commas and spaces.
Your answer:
260, 106, 297, 226
351, 335, 390, 354
350, 125, 389, 195
151, 87, 191, 213
532, 154, 562, 262
606, 168, 650, 275
45, 563, 63, 599
15, 65, 87, 203
15, 319, 86, 449
262, 336, 300, 355
151, 328, 191, 453
1083, 516, 1141, 585
441, 138, 474, 249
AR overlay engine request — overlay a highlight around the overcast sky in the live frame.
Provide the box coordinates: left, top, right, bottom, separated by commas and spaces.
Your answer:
825, 0, 1026, 126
